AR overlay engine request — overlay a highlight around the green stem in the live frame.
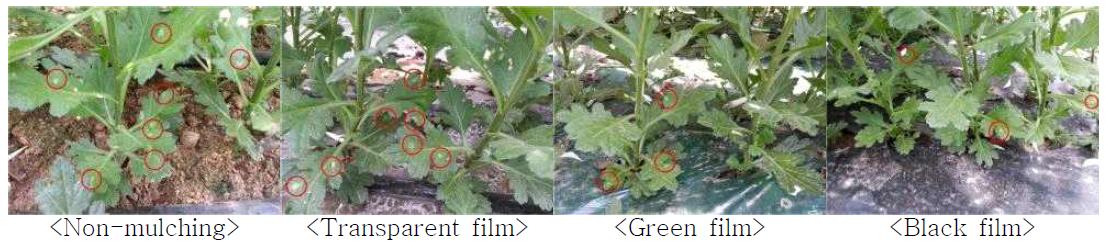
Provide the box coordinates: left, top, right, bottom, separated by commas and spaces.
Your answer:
971, 45, 980, 83
291, 8, 301, 50
957, 40, 972, 85
630, 7, 654, 166
558, 27, 572, 74
352, 8, 367, 116
463, 109, 507, 169
1047, 7, 1060, 48
761, 7, 801, 100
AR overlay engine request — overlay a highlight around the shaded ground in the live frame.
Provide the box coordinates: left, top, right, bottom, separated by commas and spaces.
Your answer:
828, 137, 1098, 215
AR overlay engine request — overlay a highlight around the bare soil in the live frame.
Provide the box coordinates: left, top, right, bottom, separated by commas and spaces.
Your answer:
8, 79, 279, 214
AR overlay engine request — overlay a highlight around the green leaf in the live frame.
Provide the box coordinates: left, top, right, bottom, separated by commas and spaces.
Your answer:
489, 126, 555, 179
248, 103, 279, 135
639, 87, 716, 132
970, 138, 999, 167
11, 47, 120, 119
976, 13, 1036, 51
8, 62, 93, 117
854, 124, 887, 148
630, 146, 682, 198
111, 7, 218, 84
121, 94, 182, 183
726, 155, 755, 172
284, 152, 328, 215
979, 103, 1026, 141
384, 127, 459, 179
49, 47, 121, 122
555, 7, 629, 65
557, 104, 641, 157
791, 9, 825, 51
705, 34, 748, 91
827, 83, 869, 107
280, 88, 339, 154
9, 7, 100, 61
883, 7, 930, 32
755, 147, 823, 195
894, 134, 917, 155
891, 98, 920, 125
208, 7, 260, 86
109, 95, 179, 158
438, 85, 477, 134
851, 108, 889, 148
743, 101, 820, 135
696, 109, 746, 142
1022, 110, 1062, 147
492, 155, 554, 211
437, 172, 491, 214
488, 29, 548, 104
34, 157, 101, 214
919, 85, 980, 131
352, 133, 393, 175
188, 73, 262, 160
851, 108, 887, 127
905, 65, 949, 90
137, 90, 185, 129
553, 7, 610, 31
403, 7, 490, 80
67, 139, 127, 206
1034, 51, 1098, 88
336, 166, 372, 204
1063, 10, 1098, 50
934, 125, 968, 153
930, 7, 981, 40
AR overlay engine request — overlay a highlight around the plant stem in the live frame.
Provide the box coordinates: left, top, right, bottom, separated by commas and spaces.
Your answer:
352, 8, 368, 120
762, 7, 800, 100
462, 108, 507, 170
956, 38, 972, 85
291, 8, 301, 50
627, 7, 656, 167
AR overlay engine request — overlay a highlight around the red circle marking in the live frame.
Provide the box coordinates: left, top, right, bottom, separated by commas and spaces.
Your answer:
986, 120, 1011, 145
143, 149, 166, 171
895, 45, 920, 65
373, 107, 399, 129
319, 155, 346, 178
141, 118, 165, 140
594, 169, 622, 194
1084, 94, 1098, 111
402, 108, 427, 133
655, 87, 680, 111
154, 88, 177, 105
229, 48, 252, 70
652, 150, 678, 173
400, 134, 425, 156
45, 68, 68, 90
428, 147, 453, 171
284, 176, 308, 197
149, 22, 173, 44
402, 69, 427, 91
79, 168, 102, 191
